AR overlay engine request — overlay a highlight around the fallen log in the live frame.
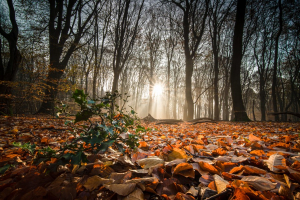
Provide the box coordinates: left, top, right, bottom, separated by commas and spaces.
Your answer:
187, 118, 214, 122
268, 111, 300, 118
191, 120, 217, 125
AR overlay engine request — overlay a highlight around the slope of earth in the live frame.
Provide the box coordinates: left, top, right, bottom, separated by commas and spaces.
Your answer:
0, 115, 300, 200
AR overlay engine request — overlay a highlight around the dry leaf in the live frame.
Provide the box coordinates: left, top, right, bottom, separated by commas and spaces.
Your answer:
83, 175, 112, 191
213, 174, 229, 193
199, 161, 219, 174
104, 183, 136, 196
136, 156, 165, 169
241, 176, 276, 191
166, 148, 189, 161
173, 163, 195, 178
265, 154, 286, 172
123, 187, 144, 200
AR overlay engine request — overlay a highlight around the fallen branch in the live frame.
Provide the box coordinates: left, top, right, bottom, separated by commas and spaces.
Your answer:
268, 111, 300, 118
155, 121, 180, 125
183, 148, 215, 160
187, 118, 214, 122
191, 120, 217, 125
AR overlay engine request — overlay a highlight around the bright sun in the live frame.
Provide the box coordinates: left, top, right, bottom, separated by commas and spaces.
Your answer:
153, 84, 164, 96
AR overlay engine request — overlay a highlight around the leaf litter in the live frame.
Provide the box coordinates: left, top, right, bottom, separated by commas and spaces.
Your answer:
0, 116, 300, 199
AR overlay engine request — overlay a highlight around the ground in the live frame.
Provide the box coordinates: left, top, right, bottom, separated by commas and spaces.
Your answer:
0, 116, 300, 200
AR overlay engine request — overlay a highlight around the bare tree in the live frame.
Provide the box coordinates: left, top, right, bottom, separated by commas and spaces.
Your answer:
110, 0, 144, 93
0, 0, 22, 114
38, 0, 102, 114
272, 0, 283, 121
165, 0, 209, 120
208, 0, 234, 120
230, 0, 249, 121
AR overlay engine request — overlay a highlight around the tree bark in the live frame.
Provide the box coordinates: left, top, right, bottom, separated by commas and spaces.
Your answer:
230, 0, 250, 121
272, 0, 283, 121
38, 0, 100, 114
0, 0, 22, 114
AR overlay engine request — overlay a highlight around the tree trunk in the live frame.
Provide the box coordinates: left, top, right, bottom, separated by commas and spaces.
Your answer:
0, 0, 22, 114
230, 0, 250, 121
213, 50, 219, 120
272, 0, 282, 122
185, 56, 194, 120
112, 69, 120, 92
252, 100, 256, 121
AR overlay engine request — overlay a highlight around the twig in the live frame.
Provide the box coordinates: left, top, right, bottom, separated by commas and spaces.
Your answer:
183, 148, 215, 160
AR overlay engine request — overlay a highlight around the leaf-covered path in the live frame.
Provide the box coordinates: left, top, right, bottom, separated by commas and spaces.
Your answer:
0, 116, 300, 200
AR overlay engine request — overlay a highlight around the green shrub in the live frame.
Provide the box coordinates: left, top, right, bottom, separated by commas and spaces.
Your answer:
15, 89, 146, 171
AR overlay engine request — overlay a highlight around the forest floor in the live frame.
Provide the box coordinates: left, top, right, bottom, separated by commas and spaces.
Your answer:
0, 115, 300, 200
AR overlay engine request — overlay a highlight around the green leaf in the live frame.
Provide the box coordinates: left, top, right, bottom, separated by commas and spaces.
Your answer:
71, 151, 82, 165
116, 143, 125, 153
0, 164, 10, 174
72, 89, 87, 105
91, 136, 104, 147
98, 140, 115, 152
75, 109, 93, 123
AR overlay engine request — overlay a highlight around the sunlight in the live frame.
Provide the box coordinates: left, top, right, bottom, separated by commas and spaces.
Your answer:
153, 84, 164, 97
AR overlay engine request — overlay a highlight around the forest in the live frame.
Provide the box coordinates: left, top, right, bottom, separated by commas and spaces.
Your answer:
1, 0, 300, 200
0, 0, 298, 122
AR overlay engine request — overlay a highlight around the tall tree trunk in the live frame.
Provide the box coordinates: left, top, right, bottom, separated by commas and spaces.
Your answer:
272, 0, 283, 121
185, 56, 194, 120
0, 0, 22, 114
230, 0, 250, 121
213, 49, 219, 120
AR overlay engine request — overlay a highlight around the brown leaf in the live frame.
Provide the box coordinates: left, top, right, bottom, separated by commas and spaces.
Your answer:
265, 154, 286, 172
174, 192, 195, 200
214, 174, 229, 193
199, 161, 219, 174
123, 187, 144, 200
249, 134, 261, 142
166, 148, 189, 161
83, 175, 112, 191
241, 176, 276, 191
231, 188, 251, 200
243, 165, 267, 175
46, 173, 77, 200
173, 163, 195, 178
104, 183, 136, 196
21, 186, 47, 200
136, 156, 165, 169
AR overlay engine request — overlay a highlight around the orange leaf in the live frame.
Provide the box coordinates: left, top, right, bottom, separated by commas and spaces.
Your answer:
231, 188, 250, 200
199, 161, 219, 174
249, 134, 261, 142
173, 163, 195, 178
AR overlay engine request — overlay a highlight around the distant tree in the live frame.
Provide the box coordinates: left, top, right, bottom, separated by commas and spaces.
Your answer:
165, 0, 209, 120
110, 0, 144, 93
208, 0, 234, 120
230, 0, 250, 121
0, 0, 22, 114
272, 0, 283, 121
37, 0, 102, 114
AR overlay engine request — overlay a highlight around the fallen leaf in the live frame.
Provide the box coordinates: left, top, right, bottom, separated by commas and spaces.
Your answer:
104, 183, 136, 196
166, 148, 189, 161
265, 154, 286, 172
241, 176, 276, 191
231, 187, 250, 200
136, 156, 165, 169
214, 174, 229, 193
123, 187, 144, 200
83, 175, 112, 191
173, 163, 195, 178
199, 161, 219, 174
249, 134, 261, 142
